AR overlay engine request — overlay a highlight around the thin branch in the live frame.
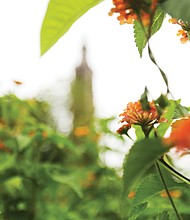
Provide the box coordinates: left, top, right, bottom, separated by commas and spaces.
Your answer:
155, 161, 182, 220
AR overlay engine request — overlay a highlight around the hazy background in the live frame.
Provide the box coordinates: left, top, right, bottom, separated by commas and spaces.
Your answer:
0, 0, 190, 170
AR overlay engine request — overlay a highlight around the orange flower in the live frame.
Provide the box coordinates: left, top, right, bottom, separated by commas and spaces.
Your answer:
177, 29, 189, 44
117, 123, 131, 135
165, 117, 190, 152
117, 100, 166, 137
119, 101, 163, 126
109, 0, 158, 26
169, 18, 190, 44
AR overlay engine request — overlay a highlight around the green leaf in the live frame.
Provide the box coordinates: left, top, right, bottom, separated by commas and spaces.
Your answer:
132, 125, 145, 140
129, 202, 148, 220
173, 104, 190, 119
49, 171, 83, 198
156, 210, 170, 220
41, 0, 103, 55
157, 100, 176, 137
17, 134, 31, 151
0, 154, 15, 172
155, 94, 169, 110
140, 87, 150, 111
133, 172, 178, 205
160, 0, 190, 22
134, 8, 165, 57
123, 138, 168, 197
4, 176, 22, 195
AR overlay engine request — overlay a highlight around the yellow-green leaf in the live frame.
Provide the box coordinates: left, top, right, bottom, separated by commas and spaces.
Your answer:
41, 0, 103, 55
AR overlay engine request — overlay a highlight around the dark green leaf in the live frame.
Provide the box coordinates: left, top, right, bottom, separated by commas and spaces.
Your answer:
155, 94, 169, 109
123, 138, 168, 197
134, 8, 165, 57
41, 0, 103, 55
160, 0, 190, 22
140, 87, 150, 111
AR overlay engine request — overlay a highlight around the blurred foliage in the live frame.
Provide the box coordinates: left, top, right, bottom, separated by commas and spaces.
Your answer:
0, 94, 122, 220
1, 94, 190, 220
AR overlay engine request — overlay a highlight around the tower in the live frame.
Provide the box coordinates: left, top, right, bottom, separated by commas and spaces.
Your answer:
71, 46, 94, 135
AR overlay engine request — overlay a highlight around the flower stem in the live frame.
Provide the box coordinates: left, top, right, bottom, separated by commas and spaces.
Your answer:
155, 161, 182, 220
159, 157, 190, 185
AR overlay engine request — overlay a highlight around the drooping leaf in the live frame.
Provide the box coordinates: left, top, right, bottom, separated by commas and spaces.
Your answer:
160, 0, 190, 22
156, 210, 170, 220
134, 8, 165, 57
123, 138, 168, 197
128, 202, 148, 220
41, 0, 103, 55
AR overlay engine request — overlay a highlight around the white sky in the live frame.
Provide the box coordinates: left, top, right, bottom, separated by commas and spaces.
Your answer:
1, 0, 190, 118
1, 0, 190, 169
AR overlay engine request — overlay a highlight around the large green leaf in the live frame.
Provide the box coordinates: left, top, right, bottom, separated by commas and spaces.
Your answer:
41, 0, 103, 55
123, 138, 168, 197
133, 172, 178, 205
134, 8, 165, 57
160, 0, 190, 22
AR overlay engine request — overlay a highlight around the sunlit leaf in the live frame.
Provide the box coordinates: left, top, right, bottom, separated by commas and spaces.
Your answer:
156, 100, 176, 137
132, 125, 145, 140
41, 0, 103, 55
17, 135, 31, 151
173, 103, 190, 119
4, 176, 22, 195
134, 8, 165, 57
0, 154, 15, 172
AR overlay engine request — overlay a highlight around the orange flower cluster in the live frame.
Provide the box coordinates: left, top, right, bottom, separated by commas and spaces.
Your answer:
109, 0, 158, 25
117, 100, 165, 135
169, 18, 190, 44
120, 101, 163, 126
165, 117, 190, 152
